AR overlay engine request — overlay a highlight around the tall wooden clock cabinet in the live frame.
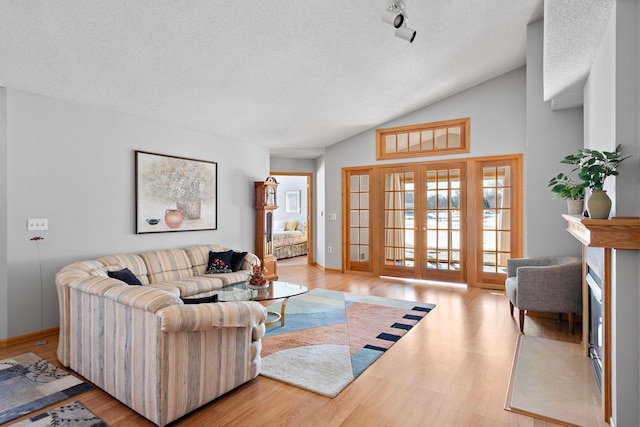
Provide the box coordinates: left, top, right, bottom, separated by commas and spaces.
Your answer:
254, 177, 279, 281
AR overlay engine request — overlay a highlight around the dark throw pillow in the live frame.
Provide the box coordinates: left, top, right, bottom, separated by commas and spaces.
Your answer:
107, 268, 142, 286
231, 251, 248, 272
206, 250, 233, 274
181, 294, 219, 304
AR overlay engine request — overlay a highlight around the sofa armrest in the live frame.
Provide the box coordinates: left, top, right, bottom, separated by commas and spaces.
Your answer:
158, 301, 267, 332
241, 252, 260, 271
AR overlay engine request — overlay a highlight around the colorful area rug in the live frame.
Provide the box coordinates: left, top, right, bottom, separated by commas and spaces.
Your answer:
9, 401, 108, 427
0, 353, 92, 424
260, 288, 435, 397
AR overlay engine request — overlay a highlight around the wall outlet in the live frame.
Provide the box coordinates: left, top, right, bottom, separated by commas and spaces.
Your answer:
28, 218, 48, 231
327, 246, 332, 253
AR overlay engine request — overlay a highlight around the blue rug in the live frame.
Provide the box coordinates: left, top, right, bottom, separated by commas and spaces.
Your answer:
0, 353, 92, 424
260, 288, 435, 397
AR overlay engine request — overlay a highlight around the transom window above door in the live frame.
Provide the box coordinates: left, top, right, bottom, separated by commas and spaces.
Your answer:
376, 118, 470, 160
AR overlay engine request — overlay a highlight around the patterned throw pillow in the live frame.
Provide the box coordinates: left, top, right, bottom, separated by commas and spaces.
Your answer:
206, 250, 233, 274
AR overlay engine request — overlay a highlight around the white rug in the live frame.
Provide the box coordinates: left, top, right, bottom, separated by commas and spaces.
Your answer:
261, 344, 354, 398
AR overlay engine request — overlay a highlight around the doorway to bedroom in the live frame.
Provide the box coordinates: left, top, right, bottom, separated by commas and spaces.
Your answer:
270, 172, 313, 266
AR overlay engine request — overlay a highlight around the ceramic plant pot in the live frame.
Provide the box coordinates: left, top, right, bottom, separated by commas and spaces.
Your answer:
587, 190, 612, 219
567, 199, 584, 215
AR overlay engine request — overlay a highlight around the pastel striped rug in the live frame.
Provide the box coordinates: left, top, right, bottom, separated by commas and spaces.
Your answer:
260, 288, 435, 397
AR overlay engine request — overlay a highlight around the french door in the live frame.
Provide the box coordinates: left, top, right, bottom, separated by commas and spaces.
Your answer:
344, 155, 522, 288
380, 162, 465, 283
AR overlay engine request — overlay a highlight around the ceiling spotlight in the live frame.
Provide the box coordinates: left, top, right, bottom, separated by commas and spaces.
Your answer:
382, 1, 407, 29
396, 26, 416, 43
382, 9, 404, 28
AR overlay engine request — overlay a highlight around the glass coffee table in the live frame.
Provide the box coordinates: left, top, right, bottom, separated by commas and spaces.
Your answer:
217, 280, 308, 326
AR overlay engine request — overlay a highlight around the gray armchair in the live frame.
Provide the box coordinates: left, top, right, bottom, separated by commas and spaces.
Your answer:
505, 256, 582, 334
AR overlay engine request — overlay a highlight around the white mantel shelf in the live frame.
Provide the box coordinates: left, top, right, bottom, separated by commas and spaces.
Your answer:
562, 214, 640, 249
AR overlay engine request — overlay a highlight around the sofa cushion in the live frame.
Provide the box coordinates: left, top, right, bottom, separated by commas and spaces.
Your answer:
184, 244, 230, 276
231, 251, 248, 272
154, 276, 224, 298
108, 268, 143, 286
206, 250, 233, 273
140, 249, 194, 283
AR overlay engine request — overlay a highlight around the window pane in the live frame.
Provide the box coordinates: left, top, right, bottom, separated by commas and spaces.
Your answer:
360, 193, 369, 209
435, 129, 447, 149
421, 130, 434, 150
360, 228, 369, 244
360, 246, 369, 262
350, 245, 359, 262
409, 132, 421, 151
350, 228, 359, 244
350, 193, 359, 208
385, 135, 396, 153
350, 176, 359, 191
350, 210, 359, 227
397, 133, 408, 152
448, 127, 461, 148
360, 210, 369, 226
360, 175, 369, 192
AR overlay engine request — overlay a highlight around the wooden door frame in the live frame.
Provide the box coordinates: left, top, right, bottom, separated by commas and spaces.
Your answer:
341, 154, 523, 287
270, 172, 314, 266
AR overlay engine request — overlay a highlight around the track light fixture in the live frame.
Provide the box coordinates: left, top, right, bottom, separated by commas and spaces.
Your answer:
395, 25, 416, 43
382, 1, 416, 43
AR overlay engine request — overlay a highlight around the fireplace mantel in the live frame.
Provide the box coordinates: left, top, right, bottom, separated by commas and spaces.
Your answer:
562, 214, 640, 249
562, 214, 640, 423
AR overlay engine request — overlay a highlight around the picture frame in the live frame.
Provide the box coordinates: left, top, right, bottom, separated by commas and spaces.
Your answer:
285, 190, 301, 214
135, 150, 217, 233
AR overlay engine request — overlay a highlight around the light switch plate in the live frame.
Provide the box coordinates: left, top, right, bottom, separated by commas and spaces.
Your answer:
28, 218, 48, 231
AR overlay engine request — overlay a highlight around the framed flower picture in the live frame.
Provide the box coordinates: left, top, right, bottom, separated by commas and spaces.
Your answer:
135, 151, 217, 233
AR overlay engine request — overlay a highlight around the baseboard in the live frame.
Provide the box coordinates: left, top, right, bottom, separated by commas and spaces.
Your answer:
0, 327, 59, 347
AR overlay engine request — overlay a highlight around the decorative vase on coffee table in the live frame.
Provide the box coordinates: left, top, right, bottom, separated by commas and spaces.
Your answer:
587, 190, 612, 219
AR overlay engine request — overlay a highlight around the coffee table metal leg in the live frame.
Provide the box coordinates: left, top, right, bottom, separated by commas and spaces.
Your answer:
265, 297, 290, 327
279, 297, 290, 327
264, 298, 289, 326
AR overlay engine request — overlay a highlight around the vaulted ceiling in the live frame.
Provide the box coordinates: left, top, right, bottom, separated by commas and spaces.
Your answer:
0, 1, 613, 158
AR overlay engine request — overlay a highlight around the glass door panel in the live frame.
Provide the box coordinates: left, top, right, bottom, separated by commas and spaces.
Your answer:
347, 171, 371, 272
422, 164, 465, 283
381, 168, 416, 278
477, 159, 520, 287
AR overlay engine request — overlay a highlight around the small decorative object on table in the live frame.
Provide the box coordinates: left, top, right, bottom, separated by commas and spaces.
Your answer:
247, 264, 269, 288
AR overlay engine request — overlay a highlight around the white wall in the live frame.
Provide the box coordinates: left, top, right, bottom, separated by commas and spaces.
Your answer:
273, 175, 307, 223
526, 20, 584, 258
0, 87, 7, 339
584, 2, 640, 425
322, 66, 583, 270
2, 88, 270, 339
270, 157, 316, 173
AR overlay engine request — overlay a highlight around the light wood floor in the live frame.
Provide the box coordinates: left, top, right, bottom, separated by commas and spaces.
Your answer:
1, 264, 588, 427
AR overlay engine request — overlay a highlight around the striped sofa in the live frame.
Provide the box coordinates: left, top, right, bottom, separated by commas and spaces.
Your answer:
55, 244, 268, 426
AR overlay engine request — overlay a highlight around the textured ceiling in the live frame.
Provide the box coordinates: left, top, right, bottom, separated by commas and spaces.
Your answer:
544, 0, 615, 110
0, 1, 575, 158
